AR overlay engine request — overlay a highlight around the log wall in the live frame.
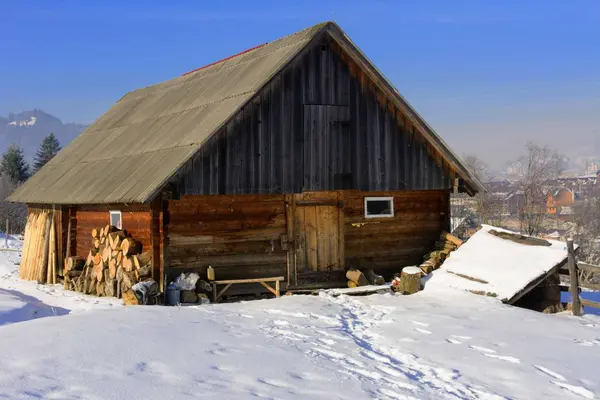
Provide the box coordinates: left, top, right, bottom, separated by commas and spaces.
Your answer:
71, 204, 152, 260
172, 34, 453, 196
343, 189, 449, 278
167, 194, 288, 282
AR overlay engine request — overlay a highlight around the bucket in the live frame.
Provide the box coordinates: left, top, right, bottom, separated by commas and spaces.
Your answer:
166, 286, 181, 306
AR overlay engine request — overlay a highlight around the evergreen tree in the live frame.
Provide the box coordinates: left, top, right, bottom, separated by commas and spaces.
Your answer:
0, 144, 30, 184
33, 133, 61, 171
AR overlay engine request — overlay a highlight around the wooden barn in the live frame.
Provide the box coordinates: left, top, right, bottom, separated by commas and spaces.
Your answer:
9, 21, 483, 295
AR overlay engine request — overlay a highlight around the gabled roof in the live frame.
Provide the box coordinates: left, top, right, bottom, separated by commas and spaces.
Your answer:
10, 22, 483, 205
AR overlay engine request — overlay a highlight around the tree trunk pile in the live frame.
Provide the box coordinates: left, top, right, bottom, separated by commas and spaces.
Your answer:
419, 231, 462, 274
64, 225, 152, 299
20, 210, 59, 284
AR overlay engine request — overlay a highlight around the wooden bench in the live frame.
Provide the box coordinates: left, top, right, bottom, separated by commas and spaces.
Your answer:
211, 276, 285, 303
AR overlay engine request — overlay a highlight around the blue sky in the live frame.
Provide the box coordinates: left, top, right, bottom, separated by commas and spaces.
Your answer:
1, 0, 599, 169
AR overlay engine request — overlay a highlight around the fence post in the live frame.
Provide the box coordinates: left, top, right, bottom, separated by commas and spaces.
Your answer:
567, 238, 581, 316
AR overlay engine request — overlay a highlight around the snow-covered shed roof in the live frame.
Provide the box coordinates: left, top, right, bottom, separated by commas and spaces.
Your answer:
9, 22, 483, 205
426, 225, 571, 303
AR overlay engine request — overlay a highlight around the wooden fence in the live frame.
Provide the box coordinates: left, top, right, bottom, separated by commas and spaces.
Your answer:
558, 239, 600, 315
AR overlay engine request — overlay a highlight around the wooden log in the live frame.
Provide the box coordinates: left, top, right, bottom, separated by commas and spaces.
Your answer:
109, 259, 117, 279
568, 239, 582, 316
123, 289, 139, 306
105, 279, 117, 297
93, 260, 105, 282
66, 270, 82, 278
116, 266, 124, 282
91, 227, 100, 239
96, 281, 105, 296
65, 256, 85, 272
346, 268, 369, 286
347, 280, 358, 288
121, 238, 140, 256
441, 231, 463, 247
101, 246, 111, 263
133, 252, 152, 270
37, 213, 52, 284
92, 252, 101, 266
93, 238, 100, 249
398, 267, 422, 295
116, 251, 123, 266
122, 271, 135, 291
488, 229, 551, 247
108, 231, 126, 250
123, 256, 133, 272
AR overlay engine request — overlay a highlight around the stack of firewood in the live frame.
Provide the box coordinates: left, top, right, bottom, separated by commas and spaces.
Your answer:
419, 231, 463, 274
63, 225, 152, 298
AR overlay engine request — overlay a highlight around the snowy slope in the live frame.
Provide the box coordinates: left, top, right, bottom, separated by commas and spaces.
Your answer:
426, 225, 570, 302
0, 244, 598, 399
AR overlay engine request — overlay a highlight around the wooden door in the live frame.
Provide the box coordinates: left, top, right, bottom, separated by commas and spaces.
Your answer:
288, 192, 345, 287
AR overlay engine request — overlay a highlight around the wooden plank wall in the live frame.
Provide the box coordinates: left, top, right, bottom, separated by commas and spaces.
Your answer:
167, 194, 288, 282
71, 204, 152, 260
173, 34, 453, 196
343, 190, 450, 278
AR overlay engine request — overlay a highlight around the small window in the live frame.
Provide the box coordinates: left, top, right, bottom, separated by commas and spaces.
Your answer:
109, 211, 122, 230
364, 197, 394, 218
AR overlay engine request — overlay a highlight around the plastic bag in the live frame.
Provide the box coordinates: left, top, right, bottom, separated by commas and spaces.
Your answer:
172, 273, 200, 291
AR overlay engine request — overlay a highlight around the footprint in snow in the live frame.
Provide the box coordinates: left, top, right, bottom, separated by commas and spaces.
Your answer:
551, 381, 595, 399
533, 365, 566, 382
469, 345, 521, 364
575, 339, 600, 347
413, 327, 432, 335
411, 321, 430, 327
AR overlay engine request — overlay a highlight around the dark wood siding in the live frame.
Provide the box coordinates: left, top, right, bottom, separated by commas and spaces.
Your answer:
167, 194, 288, 282
343, 190, 450, 278
173, 34, 452, 196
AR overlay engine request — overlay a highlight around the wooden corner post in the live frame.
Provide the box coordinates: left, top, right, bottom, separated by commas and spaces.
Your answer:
567, 238, 581, 316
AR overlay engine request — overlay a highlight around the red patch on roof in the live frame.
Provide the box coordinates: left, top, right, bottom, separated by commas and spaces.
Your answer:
182, 43, 268, 76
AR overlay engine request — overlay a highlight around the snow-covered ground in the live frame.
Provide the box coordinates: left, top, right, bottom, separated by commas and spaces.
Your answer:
0, 241, 599, 399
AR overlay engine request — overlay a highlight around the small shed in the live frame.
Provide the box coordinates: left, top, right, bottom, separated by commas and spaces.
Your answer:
9, 22, 483, 293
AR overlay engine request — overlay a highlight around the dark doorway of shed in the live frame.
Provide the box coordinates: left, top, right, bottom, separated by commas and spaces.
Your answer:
289, 192, 345, 287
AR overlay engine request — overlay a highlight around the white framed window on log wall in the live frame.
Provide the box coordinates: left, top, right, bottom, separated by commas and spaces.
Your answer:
109, 210, 122, 229
364, 197, 394, 218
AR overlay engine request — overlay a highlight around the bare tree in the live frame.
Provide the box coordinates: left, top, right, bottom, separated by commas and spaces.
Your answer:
512, 143, 562, 236
462, 155, 505, 227
573, 198, 600, 265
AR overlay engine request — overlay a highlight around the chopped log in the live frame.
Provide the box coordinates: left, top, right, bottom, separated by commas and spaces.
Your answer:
419, 262, 435, 274
93, 260, 105, 282
116, 266, 124, 282
65, 256, 84, 272
101, 246, 111, 263
92, 238, 100, 249
347, 280, 358, 288
108, 259, 117, 279
123, 256, 133, 272
116, 251, 123, 266
92, 252, 101, 266
441, 231, 463, 247
91, 227, 100, 239
398, 267, 422, 295
116, 277, 122, 299
96, 281, 105, 296
105, 279, 117, 297
108, 231, 126, 250
121, 238, 140, 256
133, 252, 152, 270
346, 268, 369, 286
488, 229, 551, 247
104, 225, 118, 235
100, 236, 106, 245
123, 290, 139, 306
122, 271, 135, 291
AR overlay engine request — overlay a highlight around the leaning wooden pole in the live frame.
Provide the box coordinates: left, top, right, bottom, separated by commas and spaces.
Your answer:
567, 238, 581, 316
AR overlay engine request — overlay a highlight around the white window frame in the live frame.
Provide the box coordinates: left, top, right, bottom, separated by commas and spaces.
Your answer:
364, 197, 394, 218
109, 210, 122, 230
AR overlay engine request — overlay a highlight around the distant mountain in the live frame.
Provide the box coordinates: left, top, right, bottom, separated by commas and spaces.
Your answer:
0, 109, 88, 161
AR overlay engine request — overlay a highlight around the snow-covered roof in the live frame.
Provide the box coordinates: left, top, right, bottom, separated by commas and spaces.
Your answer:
425, 225, 570, 303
